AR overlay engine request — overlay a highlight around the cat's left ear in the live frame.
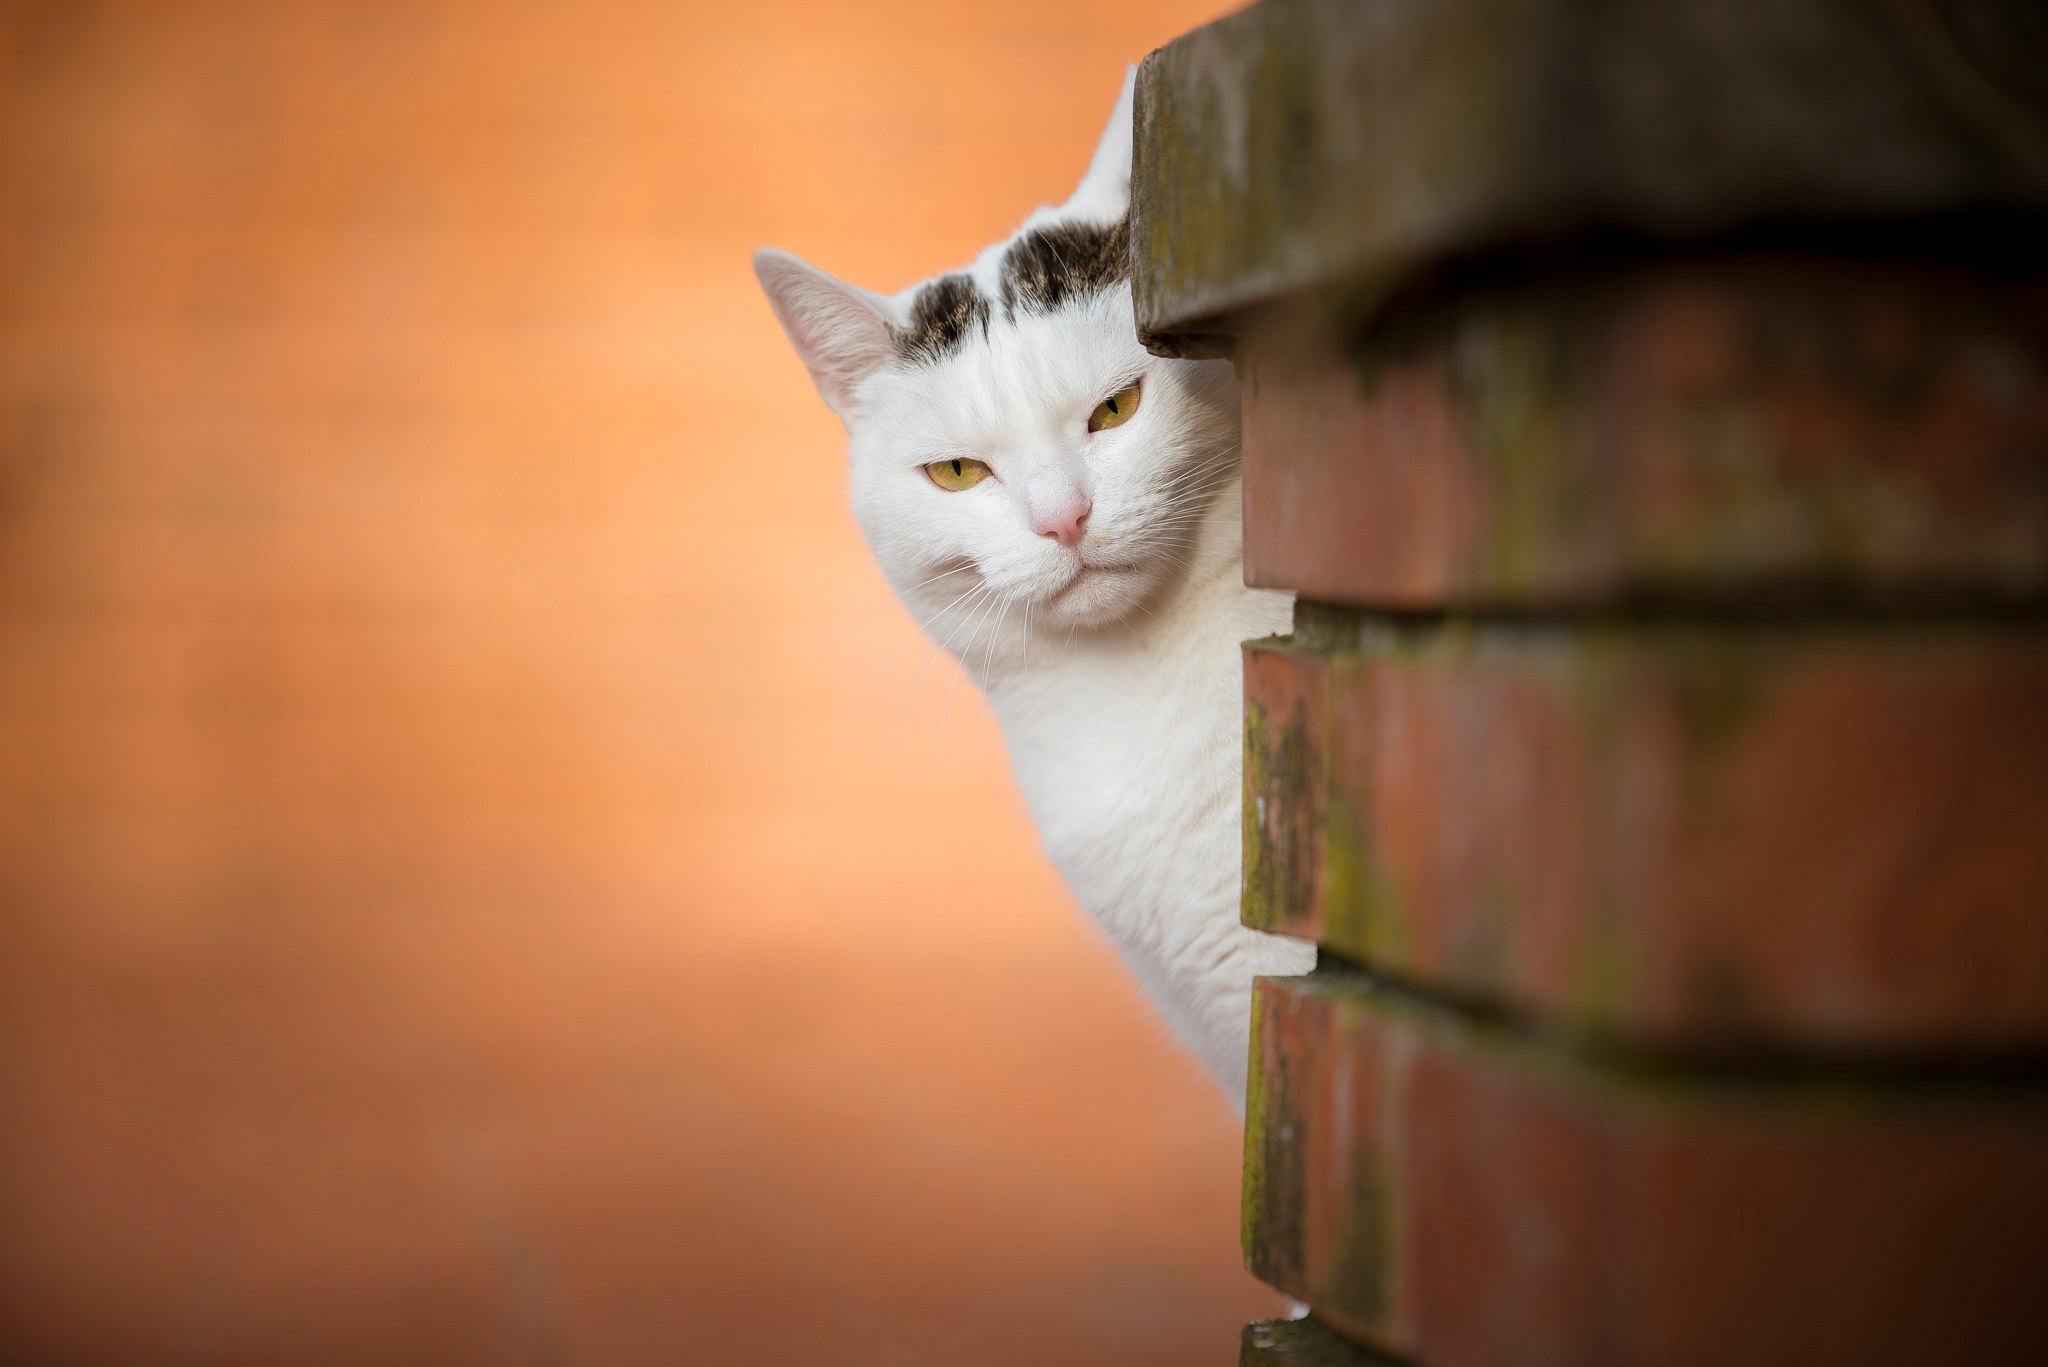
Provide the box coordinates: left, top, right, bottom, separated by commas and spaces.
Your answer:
754, 248, 897, 425
1062, 64, 1137, 221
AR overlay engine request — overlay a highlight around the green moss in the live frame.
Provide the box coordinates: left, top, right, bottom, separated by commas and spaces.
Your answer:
1666, 637, 1778, 759
1442, 294, 1588, 595
1242, 677, 1324, 932
1243, 989, 1307, 1288
1568, 915, 1630, 1032
1243, 25, 1324, 275
1319, 789, 1409, 966
1136, 57, 1235, 308
1243, 693, 1280, 930
1241, 988, 1270, 1259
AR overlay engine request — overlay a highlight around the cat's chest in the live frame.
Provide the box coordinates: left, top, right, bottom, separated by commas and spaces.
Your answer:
988, 625, 1242, 902
1018, 651, 1224, 802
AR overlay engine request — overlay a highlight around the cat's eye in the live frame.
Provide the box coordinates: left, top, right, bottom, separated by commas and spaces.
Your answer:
925, 457, 993, 491
1088, 380, 1142, 433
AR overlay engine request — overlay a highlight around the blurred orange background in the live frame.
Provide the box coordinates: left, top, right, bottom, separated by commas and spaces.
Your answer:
0, 1, 1274, 1362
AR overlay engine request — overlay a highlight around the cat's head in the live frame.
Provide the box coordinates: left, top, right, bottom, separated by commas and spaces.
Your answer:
754, 70, 1238, 669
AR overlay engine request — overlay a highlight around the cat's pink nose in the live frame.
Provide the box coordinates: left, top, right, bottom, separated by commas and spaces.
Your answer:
1033, 503, 1091, 548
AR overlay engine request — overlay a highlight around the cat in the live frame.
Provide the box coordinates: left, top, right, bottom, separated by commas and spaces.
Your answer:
753, 70, 1315, 1109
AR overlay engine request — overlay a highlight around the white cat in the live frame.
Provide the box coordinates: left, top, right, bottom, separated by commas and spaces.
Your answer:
754, 70, 1315, 1109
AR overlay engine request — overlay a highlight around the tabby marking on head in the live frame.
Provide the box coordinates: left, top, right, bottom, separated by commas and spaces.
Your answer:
998, 216, 1131, 318
894, 273, 991, 363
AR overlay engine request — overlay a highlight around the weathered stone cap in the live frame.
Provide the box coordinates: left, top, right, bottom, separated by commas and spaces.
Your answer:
1132, 0, 2048, 354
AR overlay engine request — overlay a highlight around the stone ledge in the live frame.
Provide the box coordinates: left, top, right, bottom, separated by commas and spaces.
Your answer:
1133, 0, 2048, 351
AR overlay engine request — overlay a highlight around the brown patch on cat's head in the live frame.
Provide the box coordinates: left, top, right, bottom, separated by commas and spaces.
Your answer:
999, 215, 1129, 318
893, 274, 990, 363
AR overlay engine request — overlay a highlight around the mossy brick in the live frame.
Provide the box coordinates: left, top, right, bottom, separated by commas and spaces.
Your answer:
1238, 260, 2048, 610
1243, 613, 2048, 1053
1132, 0, 2048, 352
1241, 1314, 1400, 1366
1245, 969, 2048, 1367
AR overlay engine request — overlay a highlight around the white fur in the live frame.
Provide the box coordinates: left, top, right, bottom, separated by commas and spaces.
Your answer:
754, 69, 1315, 1108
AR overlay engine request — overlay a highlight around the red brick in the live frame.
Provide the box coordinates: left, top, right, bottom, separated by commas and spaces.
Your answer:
1243, 619, 2048, 1051
1245, 971, 2048, 1367
1240, 261, 2048, 609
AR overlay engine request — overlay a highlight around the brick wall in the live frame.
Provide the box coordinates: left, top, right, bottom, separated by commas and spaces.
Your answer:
1134, 2, 2048, 1362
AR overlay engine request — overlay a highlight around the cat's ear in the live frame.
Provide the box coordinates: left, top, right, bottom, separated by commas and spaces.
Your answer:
1062, 64, 1137, 221
753, 248, 897, 423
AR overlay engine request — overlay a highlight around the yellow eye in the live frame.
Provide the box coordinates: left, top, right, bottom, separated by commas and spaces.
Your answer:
1088, 380, 1142, 433
925, 457, 993, 491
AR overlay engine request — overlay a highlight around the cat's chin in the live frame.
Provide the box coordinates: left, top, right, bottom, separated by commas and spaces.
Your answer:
1038, 561, 1155, 630
905, 560, 1157, 666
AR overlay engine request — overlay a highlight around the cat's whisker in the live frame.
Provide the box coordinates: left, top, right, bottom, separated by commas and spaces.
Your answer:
1140, 506, 1213, 523
928, 584, 1003, 664
1164, 458, 1240, 484
929, 583, 994, 629
981, 589, 1017, 681
1151, 477, 1241, 508
1163, 484, 1236, 501
887, 636, 956, 742
1148, 494, 1237, 518
920, 577, 1002, 640
918, 581, 990, 631
954, 590, 1003, 664
1153, 490, 1234, 510
1142, 495, 1238, 523
875, 572, 1007, 740
940, 575, 1003, 661
901, 560, 979, 595
852, 616, 950, 725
